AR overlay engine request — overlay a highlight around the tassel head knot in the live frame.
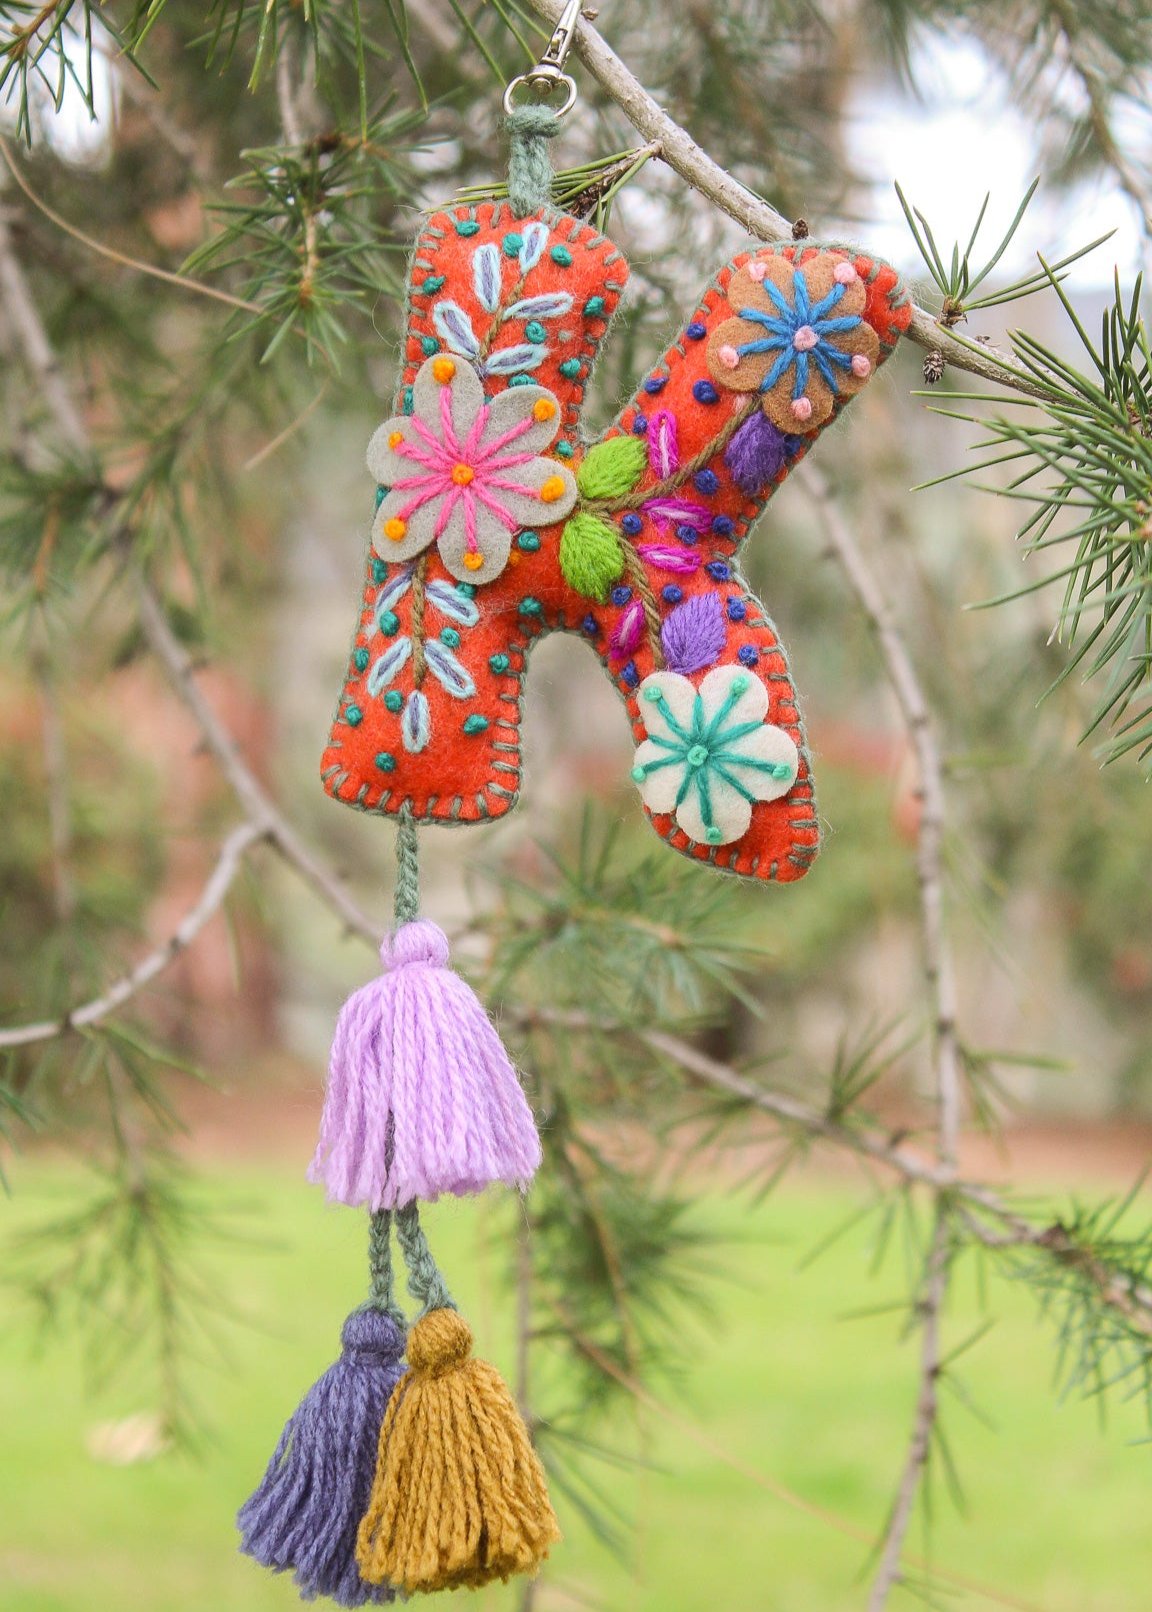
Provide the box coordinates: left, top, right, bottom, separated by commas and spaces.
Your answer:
340, 1308, 406, 1367
407, 1307, 472, 1374
381, 920, 450, 972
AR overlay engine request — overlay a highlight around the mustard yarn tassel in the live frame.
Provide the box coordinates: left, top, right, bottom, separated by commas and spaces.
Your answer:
355, 1307, 560, 1593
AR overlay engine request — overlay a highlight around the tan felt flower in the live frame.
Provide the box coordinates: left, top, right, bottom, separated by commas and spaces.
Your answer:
706, 251, 880, 434
367, 355, 577, 585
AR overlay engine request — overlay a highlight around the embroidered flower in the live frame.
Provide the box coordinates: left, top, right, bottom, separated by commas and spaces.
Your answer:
630, 665, 799, 846
706, 252, 880, 434
367, 354, 577, 585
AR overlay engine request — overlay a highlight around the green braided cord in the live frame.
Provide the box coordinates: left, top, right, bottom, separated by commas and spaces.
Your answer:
366, 1208, 406, 1323
505, 104, 561, 215
395, 1201, 456, 1316
394, 806, 419, 925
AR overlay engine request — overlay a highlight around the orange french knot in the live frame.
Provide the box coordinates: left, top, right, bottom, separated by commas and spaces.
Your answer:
450, 463, 475, 486
462, 552, 484, 571
383, 517, 407, 542
539, 474, 566, 504
388, 430, 404, 448
431, 357, 456, 384
532, 398, 557, 422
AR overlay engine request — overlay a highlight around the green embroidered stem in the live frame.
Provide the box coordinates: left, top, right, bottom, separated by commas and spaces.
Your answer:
395, 806, 419, 925
410, 553, 429, 688
367, 1208, 406, 1323
505, 104, 561, 215
395, 1201, 456, 1315
622, 546, 666, 669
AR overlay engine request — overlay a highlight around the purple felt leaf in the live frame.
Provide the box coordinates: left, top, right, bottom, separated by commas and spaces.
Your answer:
472, 244, 502, 314
432, 301, 481, 359
484, 344, 547, 375
642, 497, 712, 531
647, 410, 680, 479
610, 599, 646, 658
505, 293, 574, 321
661, 594, 726, 675
637, 544, 701, 576
724, 410, 789, 497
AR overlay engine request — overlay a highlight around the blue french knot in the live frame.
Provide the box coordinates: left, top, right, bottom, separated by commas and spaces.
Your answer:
643, 376, 668, 394
685, 320, 707, 340
621, 660, 640, 688
675, 524, 699, 545
712, 515, 734, 537
610, 585, 632, 606
693, 469, 720, 495
662, 584, 683, 604
727, 598, 747, 622
738, 644, 759, 667
632, 414, 649, 434
581, 614, 599, 636
621, 512, 643, 535
706, 560, 730, 581
692, 380, 719, 404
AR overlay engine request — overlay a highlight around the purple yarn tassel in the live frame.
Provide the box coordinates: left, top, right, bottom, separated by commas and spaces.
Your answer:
237, 1309, 405, 1606
307, 920, 542, 1208
724, 410, 790, 496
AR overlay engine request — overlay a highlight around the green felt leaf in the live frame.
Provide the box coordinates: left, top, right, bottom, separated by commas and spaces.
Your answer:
560, 512, 626, 601
577, 435, 649, 501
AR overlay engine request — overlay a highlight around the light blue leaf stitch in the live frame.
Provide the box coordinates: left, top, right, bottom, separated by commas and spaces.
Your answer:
424, 639, 477, 700
518, 222, 549, 271
376, 568, 413, 617
425, 579, 480, 628
472, 243, 502, 314
504, 293, 574, 322
484, 344, 547, 375
432, 301, 481, 358
402, 690, 431, 753
366, 637, 412, 696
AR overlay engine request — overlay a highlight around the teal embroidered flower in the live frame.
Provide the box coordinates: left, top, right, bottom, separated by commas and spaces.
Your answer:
631, 665, 799, 845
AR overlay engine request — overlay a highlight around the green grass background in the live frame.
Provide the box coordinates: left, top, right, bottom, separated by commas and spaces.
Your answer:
2, 1163, 1149, 1612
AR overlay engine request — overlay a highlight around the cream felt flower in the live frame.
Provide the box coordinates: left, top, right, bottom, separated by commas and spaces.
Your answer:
706, 253, 879, 434
631, 665, 799, 846
367, 354, 578, 585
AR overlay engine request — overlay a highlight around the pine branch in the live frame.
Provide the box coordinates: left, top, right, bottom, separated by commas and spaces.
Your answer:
0, 820, 267, 1050
518, 0, 1053, 400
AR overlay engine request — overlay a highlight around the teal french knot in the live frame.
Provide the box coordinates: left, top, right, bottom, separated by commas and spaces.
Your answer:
374, 486, 387, 511
559, 358, 582, 379
585, 295, 605, 316
402, 386, 414, 414
463, 714, 489, 735
503, 231, 524, 258
353, 648, 370, 672
375, 752, 396, 772
509, 374, 533, 387
379, 610, 400, 636
555, 440, 574, 458
456, 582, 477, 599
440, 627, 461, 649
371, 557, 387, 583
524, 320, 547, 343
489, 653, 510, 674
420, 335, 439, 356
384, 690, 403, 713
455, 218, 480, 237
550, 245, 572, 267
422, 276, 446, 294
346, 704, 363, 726
517, 531, 541, 552
518, 597, 543, 617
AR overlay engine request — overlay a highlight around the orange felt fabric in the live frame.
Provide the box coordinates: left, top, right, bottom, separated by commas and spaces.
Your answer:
320, 210, 911, 883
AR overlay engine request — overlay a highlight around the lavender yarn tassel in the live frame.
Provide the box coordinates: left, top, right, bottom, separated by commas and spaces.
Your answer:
238, 1306, 405, 1605
307, 920, 541, 1208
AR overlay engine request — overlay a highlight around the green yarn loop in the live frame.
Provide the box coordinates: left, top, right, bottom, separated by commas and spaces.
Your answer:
395, 806, 419, 925
367, 1209, 406, 1323
505, 104, 561, 216
560, 512, 625, 601
395, 1201, 456, 1316
577, 436, 649, 500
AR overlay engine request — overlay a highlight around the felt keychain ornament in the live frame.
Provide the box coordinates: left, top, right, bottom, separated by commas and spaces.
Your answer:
319, 13, 911, 883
